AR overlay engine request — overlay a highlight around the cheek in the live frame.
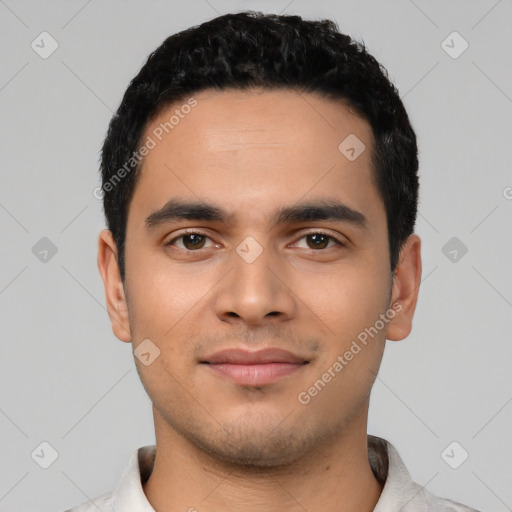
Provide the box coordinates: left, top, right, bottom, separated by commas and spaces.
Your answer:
296, 268, 388, 414
135, 356, 188, 422
126, 254, 213, 337
311, 264, 389, 391
129, 290, 199, 406
293, 259, 390, 342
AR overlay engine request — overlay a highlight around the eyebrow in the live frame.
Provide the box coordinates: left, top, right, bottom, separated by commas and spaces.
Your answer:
145, 198, 368, 231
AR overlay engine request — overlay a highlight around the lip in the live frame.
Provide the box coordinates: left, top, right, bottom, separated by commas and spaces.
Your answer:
201, 348, 309, 386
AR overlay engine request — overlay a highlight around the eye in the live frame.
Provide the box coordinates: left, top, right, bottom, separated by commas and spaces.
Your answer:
165, 230, 345, 252
292, 231, 345, 250
166, 231, 217, 251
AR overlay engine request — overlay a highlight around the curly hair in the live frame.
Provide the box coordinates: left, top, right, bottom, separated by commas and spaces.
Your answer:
100, 11, 419, 281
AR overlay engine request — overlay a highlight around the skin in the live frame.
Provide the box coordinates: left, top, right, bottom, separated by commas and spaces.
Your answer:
97, 88, 422, 512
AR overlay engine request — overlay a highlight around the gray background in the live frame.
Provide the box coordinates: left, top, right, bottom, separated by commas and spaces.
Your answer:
0, 1, 511, 511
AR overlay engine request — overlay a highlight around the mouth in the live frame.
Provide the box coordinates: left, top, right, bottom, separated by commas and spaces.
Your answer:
200, 348, 310, 387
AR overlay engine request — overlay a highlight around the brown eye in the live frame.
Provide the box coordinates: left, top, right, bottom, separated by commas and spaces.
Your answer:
305, 233, 331, 249
167, 232, 214, 251
181, 234, 206, 250
294, 232, 343, 250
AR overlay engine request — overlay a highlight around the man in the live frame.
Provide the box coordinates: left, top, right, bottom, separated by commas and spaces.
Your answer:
66, 11, 480, 512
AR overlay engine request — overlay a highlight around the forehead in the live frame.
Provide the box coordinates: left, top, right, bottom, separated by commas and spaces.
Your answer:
130, 88, 384, 231
147, 87, 373, 152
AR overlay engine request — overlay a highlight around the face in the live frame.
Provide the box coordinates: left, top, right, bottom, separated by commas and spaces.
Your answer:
98, 88, 421, 468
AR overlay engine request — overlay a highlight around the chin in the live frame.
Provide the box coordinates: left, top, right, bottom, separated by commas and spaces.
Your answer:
196, 435, 308, 469
182, 414, 327, 470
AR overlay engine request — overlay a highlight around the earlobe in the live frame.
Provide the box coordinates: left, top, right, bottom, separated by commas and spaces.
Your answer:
386, 234, 422, 342
97, 229, 132, 342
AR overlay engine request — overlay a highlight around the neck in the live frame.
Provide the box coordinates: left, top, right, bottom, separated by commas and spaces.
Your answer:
142, 406, 383, 512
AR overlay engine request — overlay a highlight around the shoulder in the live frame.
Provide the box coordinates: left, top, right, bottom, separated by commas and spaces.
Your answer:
60, 445, 155, 512
412, 481, 482, 512
60, 490, 115, 512
372, 436, 481, 512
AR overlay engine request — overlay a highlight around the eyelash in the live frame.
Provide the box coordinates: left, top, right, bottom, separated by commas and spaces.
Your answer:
165, 229, 345, 251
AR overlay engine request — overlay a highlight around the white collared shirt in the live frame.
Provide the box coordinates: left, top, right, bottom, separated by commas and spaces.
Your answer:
63, 435, 480, 512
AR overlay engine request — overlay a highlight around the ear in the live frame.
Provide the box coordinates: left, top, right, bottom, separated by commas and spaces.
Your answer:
386, 234, 422, 341
97, 229, 132, 342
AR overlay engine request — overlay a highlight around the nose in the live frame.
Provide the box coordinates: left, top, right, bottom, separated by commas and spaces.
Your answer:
214, 240, 297, 327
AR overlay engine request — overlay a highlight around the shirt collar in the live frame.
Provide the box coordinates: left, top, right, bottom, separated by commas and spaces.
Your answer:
112, 435, 419, 511
112, 445, 156, 512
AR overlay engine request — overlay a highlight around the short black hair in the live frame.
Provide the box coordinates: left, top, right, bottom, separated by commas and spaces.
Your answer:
100, 11, 419, 282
